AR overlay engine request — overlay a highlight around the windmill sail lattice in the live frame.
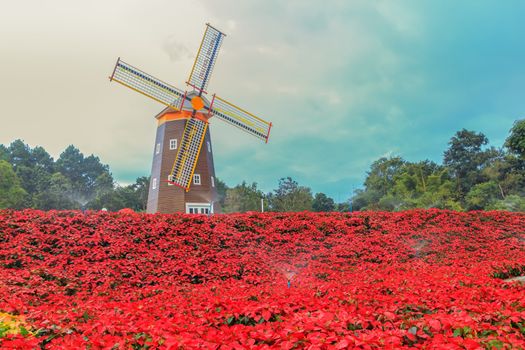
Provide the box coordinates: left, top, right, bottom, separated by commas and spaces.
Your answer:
187, 24, 225, 93
207, 96, 272, 142
110, 59, 185, 111
170, 118, 208, 190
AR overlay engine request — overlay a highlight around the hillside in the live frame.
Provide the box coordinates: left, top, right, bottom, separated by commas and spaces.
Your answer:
0, 210, 524, 348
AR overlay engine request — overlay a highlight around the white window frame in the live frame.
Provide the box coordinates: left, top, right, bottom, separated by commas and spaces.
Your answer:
185, 202, 212, 214
155, 143, 160, 155
193, 174, 201, 185
211, 176, 215, 187
167, 174, 174, 186
207, 141, 211, 152
169, 139, 177, 150
152, 178, 157, 190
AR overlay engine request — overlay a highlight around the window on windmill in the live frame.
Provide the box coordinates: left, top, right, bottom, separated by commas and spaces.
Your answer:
167, 175, 174, 186
170, 139, 177, 150
207, 141, 211, 152
211, 176, 215, 187
155, 143, 160, 155
193, 174, 201, 185
152, 178, 157, 190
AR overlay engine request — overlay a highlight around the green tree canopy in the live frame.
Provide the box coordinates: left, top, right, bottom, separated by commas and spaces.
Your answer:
0, 140, 150, 211
89, 176, 150, 212
353, 157, 405, 210
353, 158, 462, 211
31, 146, 55, 172
364, 157, 405, 199
336, 202, 351, 212
490, 194, 525, 212
0, 144, 8, 161
0, 160, 27, 209
443, 129, 500, 196
223, 181, 263, 213
268, 177, 313, 212
7, 139, 32, 169
32, 172, 78, 210
312, 193, 335, 212
56, 145, 113, 203
465, 181, 500, 210
89, 188, 128, 211
505, 119, 525, 159
481, 156, 525, 198
130, 176, 150, 212
4, 140, 55, 207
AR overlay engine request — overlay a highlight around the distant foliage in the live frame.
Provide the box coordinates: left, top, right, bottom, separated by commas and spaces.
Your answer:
267, 177, 314, 212
312, 193, 335, 212
220, 177, 340, 213
505, 119, 525, 159
353, 120, 525, 211
0, 140, 148, 211
0, 160, 27, 209
223, 181, 263, 213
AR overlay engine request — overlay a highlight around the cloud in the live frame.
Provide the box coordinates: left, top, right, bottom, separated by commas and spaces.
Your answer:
162, 37, 192, 62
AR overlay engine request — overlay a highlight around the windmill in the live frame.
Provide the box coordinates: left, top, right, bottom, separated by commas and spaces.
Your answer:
109, 23, 272, 214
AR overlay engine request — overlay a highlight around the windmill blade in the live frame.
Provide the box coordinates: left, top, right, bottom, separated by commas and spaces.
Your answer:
207, 95, 272, 142
110, 58, 185, 110
187, 24, 226, 94
170, 118, 208, 191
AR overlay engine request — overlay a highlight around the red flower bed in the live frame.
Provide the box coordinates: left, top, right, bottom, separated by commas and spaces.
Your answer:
0, 209, 524, 349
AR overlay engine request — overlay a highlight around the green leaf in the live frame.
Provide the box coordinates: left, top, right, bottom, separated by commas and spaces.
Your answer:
485, 339, 504, 349
19, 326, 29, 336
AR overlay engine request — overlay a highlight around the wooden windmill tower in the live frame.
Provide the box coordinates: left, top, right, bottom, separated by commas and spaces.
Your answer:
109, 24, 272, 214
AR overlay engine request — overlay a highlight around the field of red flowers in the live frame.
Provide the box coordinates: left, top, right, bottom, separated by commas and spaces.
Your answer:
0, 209, 524, 349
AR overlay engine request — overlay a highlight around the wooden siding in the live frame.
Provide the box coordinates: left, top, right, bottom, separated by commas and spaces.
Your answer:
147, 114, 219, 214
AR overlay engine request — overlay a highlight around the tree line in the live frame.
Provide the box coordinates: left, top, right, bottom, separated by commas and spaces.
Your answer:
352, 119, 525, 211
1, 119, 523, 212
0, 141, 344, 212
218, 119, 524, 212
216, 177, 348, 213
0, 141, 148, 211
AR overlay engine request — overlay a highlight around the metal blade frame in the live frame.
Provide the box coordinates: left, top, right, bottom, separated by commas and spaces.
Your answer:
207, 95, 272, 142
170, 117, 208, 191
110, 58, 186, 111
186, 24, 226, 94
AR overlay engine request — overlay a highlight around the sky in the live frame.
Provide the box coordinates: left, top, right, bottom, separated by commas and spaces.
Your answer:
0, 1, 524, 201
